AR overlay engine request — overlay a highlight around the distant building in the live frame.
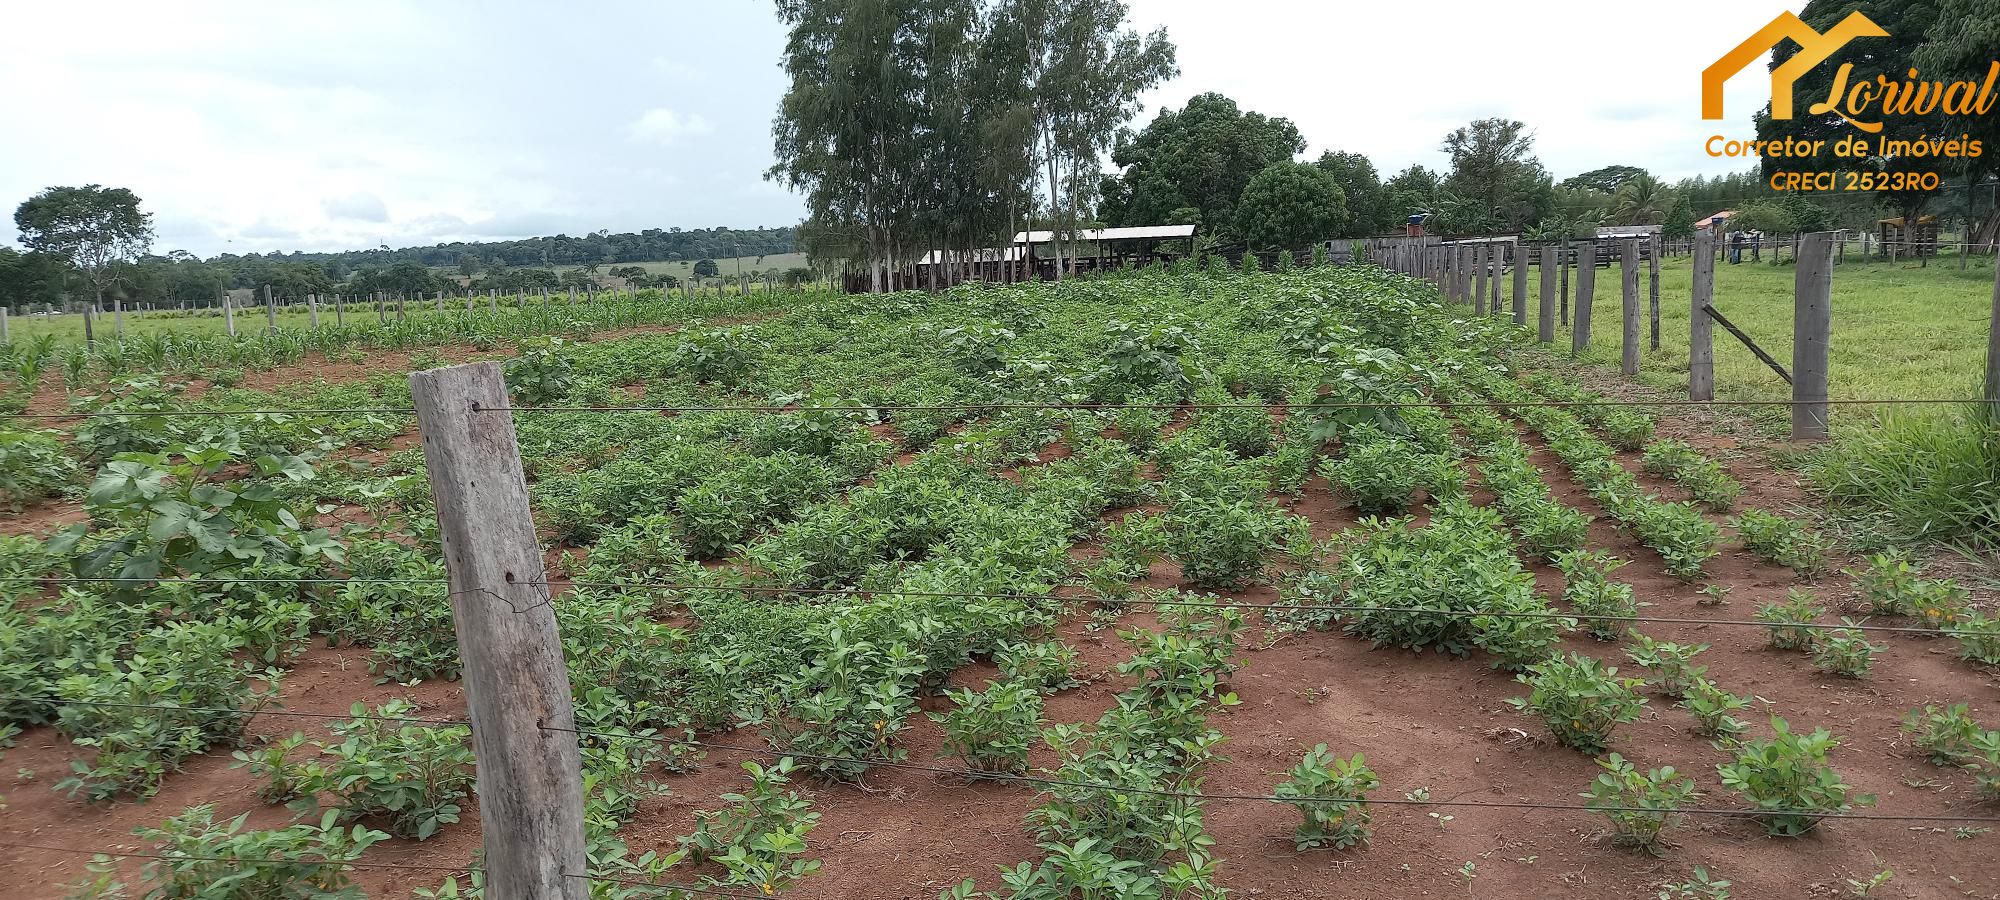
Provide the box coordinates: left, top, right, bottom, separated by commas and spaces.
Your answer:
1699, 210, 1735, 232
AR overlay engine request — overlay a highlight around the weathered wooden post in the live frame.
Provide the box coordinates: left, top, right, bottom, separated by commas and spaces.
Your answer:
308, 294, 320, 329
222, 291, 236, 337
112, 298, 125, 336
1473, 244, 1488, 314
1648, 234, 1662, 351
409, 362, 590, 899
1, 307, 9, 344
264, 285, 278, 332
1792, 232, 1834, 441
489, 289, 498, 314
1620, 240, 1641, 376
1572, 240, 1596, 357
1512, 242, 1528, 325
1690, 231, 1717, 401
435, 291, 444, 315
334, 294, 346, 328
1538, 244, 1556, 342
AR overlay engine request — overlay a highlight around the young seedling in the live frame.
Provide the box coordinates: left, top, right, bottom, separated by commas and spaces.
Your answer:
1507, 653, 1647, 754
1270, 745, 1379, 851
1717, 717, 1872, 837
1582, 752, 1695, 855
1810, 621, 1882, 678
1625, 632, 1710, 699
1756, 590, 1825, 652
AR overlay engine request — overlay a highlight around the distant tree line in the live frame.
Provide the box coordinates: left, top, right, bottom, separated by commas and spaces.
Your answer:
2, 193, 797, 311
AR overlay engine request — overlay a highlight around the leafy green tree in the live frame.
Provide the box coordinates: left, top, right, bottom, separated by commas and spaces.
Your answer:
13, 184, 154, 310
1235, 162, 1348, 251
1562, 165, 1650, 194
1755, 0, 1944, 225
1663, 201, 1697, 239
1611, 174, 1675, 226
1914, 0, 2000, 245
456, 253, 480, 278
0, 247, 67, 311
1440, 119, 1552, 231
1313, 151, 1394, 237
693, 258, 720, 278
1098, 92, 1303, 235
1729, 202, 1795, 235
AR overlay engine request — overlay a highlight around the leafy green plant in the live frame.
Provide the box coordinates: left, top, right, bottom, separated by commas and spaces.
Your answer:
1756, 590, 1825, 651
1163, 494, 1288, 589
679, 758, 823, 894
1583, 752, 1695, 854
1507, 653, 1647, 754
1625, 632, 1709, 699
1271, 745, 1378, 851
760, 627, 925, 782
1717, 717, 1872, 836
1679, 678, 1751, 741
997, 641, 1085, 694
502, 337, 575, 403
297, 700, 477, 840
1641, 440, 1741, 512
1730, 509, 1832, 578
1949, 610, 2000, 665
1849, 550, 1920, 615
1899, 703, 1987, 766
1321, 433, 1439, 514
230, 733, 317, 804
78, 805, 386, 900
0, 428, 78, 511
1908, 578, 1972, 630
1658, 866, 1733, 900
1810, 622, 1881, 678
931, 680, 1044, 775
1557, 550, 1637, 641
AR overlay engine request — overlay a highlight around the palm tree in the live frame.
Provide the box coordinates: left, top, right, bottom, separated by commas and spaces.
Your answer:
1612, 174, 1674, 226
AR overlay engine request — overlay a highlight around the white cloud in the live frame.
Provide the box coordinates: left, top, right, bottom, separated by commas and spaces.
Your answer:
629, 108, 715, 147
322, 192, 390, 222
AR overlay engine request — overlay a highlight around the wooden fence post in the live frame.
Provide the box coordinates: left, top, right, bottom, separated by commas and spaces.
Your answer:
1621, 241, 1641, 376
264, 285, 277, 332
222, 292, 236, 337
1473, 244, 1488, 314
308, 294, 320, 329
1, 307, 9, 344
1792, 232, 1834, 441
1648, 234, 1661, 351
409, 362, 589, 899
1512, 242, 1528, 325
489, 289, 499, 314
1572, 240, 1595, 357
1538, 245, 1556, 342
334, 294, 345, 328
1983, 258, 2000, 424
1690, 231, 1716, 401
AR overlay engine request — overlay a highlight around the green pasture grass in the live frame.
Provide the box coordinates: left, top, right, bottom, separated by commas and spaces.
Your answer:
1537, 253, 1995, 406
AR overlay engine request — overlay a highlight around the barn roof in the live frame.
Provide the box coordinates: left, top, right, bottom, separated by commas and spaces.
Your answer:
1012, 224, 1197, 243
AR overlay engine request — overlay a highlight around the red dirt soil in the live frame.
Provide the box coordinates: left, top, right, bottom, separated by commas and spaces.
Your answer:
3, 405, 1996, 898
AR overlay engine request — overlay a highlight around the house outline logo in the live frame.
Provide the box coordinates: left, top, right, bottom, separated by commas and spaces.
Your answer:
1702, 10, 1889, 121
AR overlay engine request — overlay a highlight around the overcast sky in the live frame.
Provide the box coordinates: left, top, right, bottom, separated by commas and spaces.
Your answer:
0, 0, 1798, 257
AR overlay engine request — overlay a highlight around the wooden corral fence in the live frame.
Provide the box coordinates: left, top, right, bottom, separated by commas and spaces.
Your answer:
1369, 229, 2000, 442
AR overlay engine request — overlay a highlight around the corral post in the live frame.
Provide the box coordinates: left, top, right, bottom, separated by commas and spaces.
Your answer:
1648, 234, 1661, 351
222, 291, 236, 337
334, 294, 345, 328
264, 284, 277, 332
1792, 232, 1834, 441
1983, 259, 2000, 424
409, 362, 590, 900
1473, 244, 1488, 314
1512, 242, 1528, 325
1620, 240, 1641, 376
1537, 244, 1556, 342
1572, 240, 1595, 357
1690, 231, 1717, 401
396, 292, 407, 322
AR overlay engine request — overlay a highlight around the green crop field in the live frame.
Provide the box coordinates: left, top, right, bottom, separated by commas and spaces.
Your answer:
1, 264, 1995, 899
